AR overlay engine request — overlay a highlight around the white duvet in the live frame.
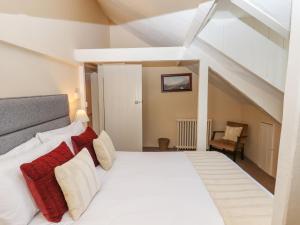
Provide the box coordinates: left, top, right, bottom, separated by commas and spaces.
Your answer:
29, 152, 224, 225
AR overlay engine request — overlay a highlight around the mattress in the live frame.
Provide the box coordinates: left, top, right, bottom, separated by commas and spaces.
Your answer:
29, 152, 224, 225
186, 151, 273, 225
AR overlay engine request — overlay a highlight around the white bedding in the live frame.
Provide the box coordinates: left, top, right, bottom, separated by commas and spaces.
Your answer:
29, 152, 224, 225
186, 151, 273, 225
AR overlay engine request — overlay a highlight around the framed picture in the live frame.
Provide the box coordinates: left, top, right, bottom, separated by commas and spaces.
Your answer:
161, 73, 192, 92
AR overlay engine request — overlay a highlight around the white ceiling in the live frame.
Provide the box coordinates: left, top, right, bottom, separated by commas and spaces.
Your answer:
97, 0, 208, 24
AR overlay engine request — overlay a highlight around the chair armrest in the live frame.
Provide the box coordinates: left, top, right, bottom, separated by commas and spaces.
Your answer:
212, 131, 225, 140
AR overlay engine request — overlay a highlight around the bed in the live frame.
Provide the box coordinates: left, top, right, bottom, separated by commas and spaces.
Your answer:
29, 151, 224, 225
0, 95, 272, 225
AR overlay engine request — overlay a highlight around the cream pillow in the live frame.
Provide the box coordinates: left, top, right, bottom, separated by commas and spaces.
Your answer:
93, 137, 114, 170
99, 130, 117, 160
223, 126, 243, 142
55, 148, 100, 220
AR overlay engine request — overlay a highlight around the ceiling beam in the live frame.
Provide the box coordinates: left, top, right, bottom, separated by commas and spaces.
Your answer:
74, 47, 198, 63
184, 1, 219, 48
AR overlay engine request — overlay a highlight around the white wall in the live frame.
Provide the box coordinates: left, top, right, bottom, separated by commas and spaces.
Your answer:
0, 13, 110, 63
0, 2, 110, 120
272, 0, 300, 224
0, 42, 79, 119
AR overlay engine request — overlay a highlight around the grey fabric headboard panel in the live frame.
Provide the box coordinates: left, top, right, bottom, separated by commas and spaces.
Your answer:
0, 95, 71, 155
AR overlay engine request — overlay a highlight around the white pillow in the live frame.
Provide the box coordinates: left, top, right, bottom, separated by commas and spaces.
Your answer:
44, 134, 76, 153
222, 126, 243, 142
0, 137, 41, 160
93, 137, 114, 170
55, 148, 100, 220
36, 121, 84, 143
99, 130, 117, 160
0, 138, 69, 225
36, 122, 84, 153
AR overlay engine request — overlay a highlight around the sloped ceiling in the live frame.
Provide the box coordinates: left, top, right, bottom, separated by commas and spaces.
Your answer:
0, 0, 110, 24
97, 0, 208, 24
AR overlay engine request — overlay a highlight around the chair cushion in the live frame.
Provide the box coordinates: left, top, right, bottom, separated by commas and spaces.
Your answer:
209, 139, 236, 152
223, 126, 243, 142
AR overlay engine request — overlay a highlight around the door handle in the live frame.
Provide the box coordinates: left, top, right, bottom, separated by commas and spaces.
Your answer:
134, 100, 142, 104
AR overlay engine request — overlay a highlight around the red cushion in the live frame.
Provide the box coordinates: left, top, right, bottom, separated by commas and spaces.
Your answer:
20, 142, 73, 223
71, 127, 98, 166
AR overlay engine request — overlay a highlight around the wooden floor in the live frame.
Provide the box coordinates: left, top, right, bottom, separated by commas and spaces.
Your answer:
235, 156, 276, 193
143, 147, 276, 194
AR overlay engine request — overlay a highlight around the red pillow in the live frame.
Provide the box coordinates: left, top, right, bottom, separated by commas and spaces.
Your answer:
20, 142, 73, 223
71, 127, 98, 166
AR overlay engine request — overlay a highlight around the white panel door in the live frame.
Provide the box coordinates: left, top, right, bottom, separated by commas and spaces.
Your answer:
101, 64, 143, 151
258, 122, 275, 176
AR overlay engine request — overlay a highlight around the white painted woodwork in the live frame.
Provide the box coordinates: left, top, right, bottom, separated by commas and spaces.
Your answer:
91, 73, 100, 135
176, 119, 198, 150
199, 12, 288, 91
0, 13, 109, 63
258, 122, 275, 176
101, 64, 143, 152
183, 39, 284, 123
97, 65, 105, 134
78, 65, 87, 110
74, 47, 194, 63
272, 1, 300, 224
184, 1, 215, 47
231, 0, 291, 38
197, 61, 209, 151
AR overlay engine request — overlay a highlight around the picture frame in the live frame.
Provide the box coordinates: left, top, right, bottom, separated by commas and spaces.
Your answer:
161, 73, 192, 92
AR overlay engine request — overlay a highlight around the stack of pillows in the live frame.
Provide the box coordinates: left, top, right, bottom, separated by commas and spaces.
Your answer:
0, 122, 117, 225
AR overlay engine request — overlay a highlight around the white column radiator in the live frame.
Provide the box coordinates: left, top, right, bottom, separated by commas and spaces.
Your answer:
176, 119, 213, 151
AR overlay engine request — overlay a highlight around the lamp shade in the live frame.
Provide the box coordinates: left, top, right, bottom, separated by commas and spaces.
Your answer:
75, 109, 90, 123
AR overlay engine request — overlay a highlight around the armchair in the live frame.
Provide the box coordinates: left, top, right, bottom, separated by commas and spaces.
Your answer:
209, 121, 248, 161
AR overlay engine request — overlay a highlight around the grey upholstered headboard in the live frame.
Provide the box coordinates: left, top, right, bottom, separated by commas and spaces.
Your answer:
0, 95, 71, 155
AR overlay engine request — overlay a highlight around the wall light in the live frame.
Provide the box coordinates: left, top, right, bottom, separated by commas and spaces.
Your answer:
75, 109, 90, 125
